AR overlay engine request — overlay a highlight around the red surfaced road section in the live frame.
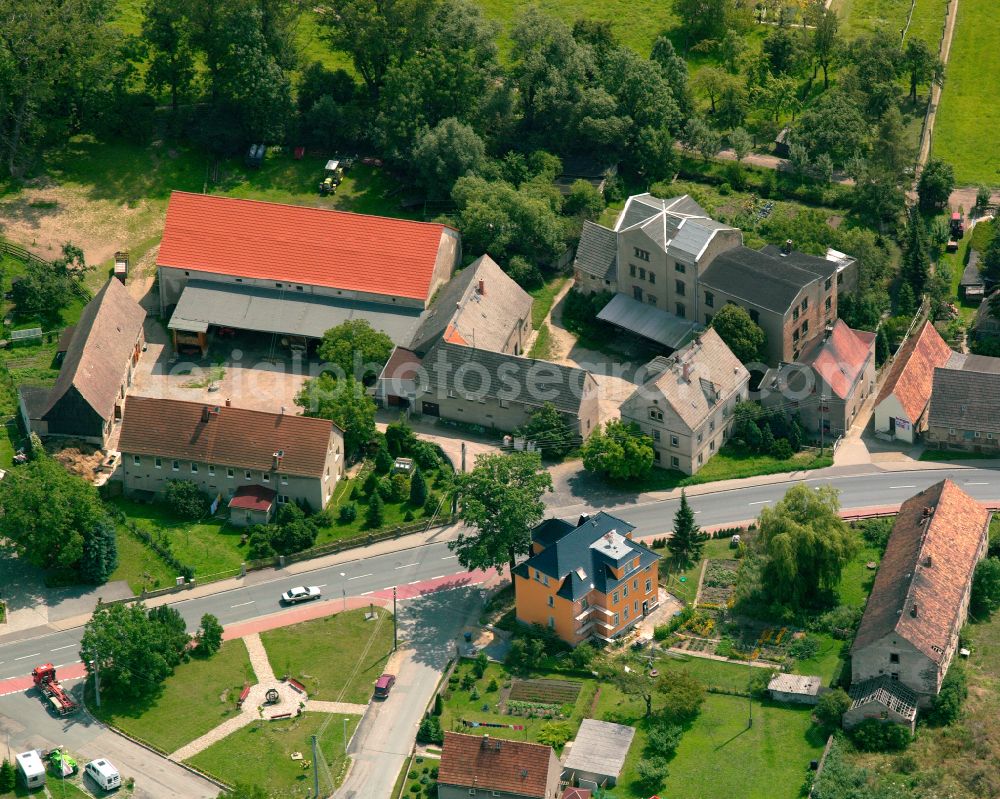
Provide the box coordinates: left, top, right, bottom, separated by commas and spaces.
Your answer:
0, 662, 87, 698
222, 568, 495, 640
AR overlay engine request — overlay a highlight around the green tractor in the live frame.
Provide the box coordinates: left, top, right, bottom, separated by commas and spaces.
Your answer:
49, 749, 78, 777
319, 159, 344, 196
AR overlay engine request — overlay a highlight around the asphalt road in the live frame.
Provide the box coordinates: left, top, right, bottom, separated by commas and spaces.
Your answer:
3, 466, 999, 676
0, 541, 460, 680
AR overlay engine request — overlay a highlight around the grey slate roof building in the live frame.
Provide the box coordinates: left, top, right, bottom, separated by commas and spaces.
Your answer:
515, 512, 659, 602
574, 221, 618, 284
960, 249, 984, 299
18, 278, 146, 448
927, 355, 1000, 442
420, 340, 593, 416
407, 255, 533, 356
700, 246, 831, 314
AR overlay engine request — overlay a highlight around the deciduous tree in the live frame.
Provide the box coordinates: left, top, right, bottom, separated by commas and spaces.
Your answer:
655, 671, 706, 723
450, 452, 552, 574
516, 402, 577, 458
971, 557, 1000, 618
412, 118, 485, 200
901, 38, 943, 103
582, 420, 654, 481
195, 613, 224, 657
917, 158, 955, 211
755, 484, 857, 608
710, 303, 766, 363
296, 374, 377, 457
318, 319, 395, 382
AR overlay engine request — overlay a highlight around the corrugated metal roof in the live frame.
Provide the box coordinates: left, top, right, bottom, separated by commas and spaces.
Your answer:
563, 719, 636, 779
167, 280, 423, 344
596, 292, 701, 349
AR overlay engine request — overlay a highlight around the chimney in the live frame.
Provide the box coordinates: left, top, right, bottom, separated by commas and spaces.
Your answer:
226, 397, 232, 407
682, 362, 691, 381
272, 450, 284, 470
781, 239, 793, 256
201, 406, 210, 422
924, 555, 933, 568
478, 278, 485, 295
824, 323, 834, 341
910, 603, 918, 618
280, 406, 286, 415
577, 513, 591, 527
481, 734, 490, 749
922, 506, 933, 518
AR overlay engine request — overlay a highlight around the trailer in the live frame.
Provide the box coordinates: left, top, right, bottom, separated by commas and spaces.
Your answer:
950, 212, 965, 239
15, 751, 45, 789
32, 663, 78, 715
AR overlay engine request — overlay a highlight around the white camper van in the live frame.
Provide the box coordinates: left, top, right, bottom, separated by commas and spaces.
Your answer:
85, 758, 121, 791
15, 750, 46, 789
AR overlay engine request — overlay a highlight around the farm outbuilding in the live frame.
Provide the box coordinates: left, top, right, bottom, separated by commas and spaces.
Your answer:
562, 719, 636, 789
768, 673, 822, 705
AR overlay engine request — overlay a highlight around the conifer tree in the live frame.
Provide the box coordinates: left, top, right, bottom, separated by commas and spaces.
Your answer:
667, 491, 706, 566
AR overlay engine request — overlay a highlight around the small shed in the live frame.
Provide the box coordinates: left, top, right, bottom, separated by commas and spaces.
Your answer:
960, 249, 985, 300
774, 126, 792, 157
563, 719, 636, 788
228, 484, 277, 527
768, 673, 822, 705
114, 251, 129, 284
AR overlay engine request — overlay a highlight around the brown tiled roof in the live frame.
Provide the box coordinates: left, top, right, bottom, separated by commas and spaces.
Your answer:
801, 321, 875, 400
875, 321, 953, 422
439, 732, 554, 798
43, 279, 145, 421
119, 396, 336, 477
228, 484, 277, 511
853, 480, 989, 663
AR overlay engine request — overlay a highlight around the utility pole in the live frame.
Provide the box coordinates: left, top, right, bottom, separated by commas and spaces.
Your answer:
460, 441, 466, 473
392, 586, 398, 651
819, 395, 827, 454
343, 717, 348, 754
747, 654, 753, 728
311, 734, 319, 799
91, 658, 101, 709
340, 571, 347, 611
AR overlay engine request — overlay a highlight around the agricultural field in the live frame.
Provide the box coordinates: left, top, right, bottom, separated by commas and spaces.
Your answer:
833, 0, 947, 48
933, 0, 1000, 186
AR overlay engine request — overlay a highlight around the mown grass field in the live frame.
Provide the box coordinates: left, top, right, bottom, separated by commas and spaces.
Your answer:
833, 0, 945, 48
92, 639, 252, 754
188, 712, 359, 797
933, 0, 1000, 186
261, 609, 394, 704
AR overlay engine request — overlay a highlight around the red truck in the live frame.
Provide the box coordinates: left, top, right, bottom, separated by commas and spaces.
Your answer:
32, 663, 77, 716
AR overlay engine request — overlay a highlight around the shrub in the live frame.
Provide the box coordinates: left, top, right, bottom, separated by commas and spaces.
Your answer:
375, 447, 393, 475
470, 686, 480, 700
408, 770, 417, 780
411, 440, 442, 469
924, 664, 967, 726
433, 694, 443, 715
386, 421, 417, 456
363, 471, 380, 496
814, 688, 851, 729
410, 468, 428, 506
486, 678, 498, 692
366, 493, 385, 528
567, 642, 596, 670
857, 517, 893, 550
194, 613, 223, 658
424, 492, 440, 515
403, 510, 415, 522
164, 480, 209, 519
416, 716, 444, 745
460, 672, 476, 690
788, 635, 819, 660
645, 718, 682, 758
247, 525, 279, 559
537, 721, 573, 748
747, 667, 771, 698
848, 718, 912, 752
807, 605, 862, 639
473, 652, 489, 678
350, 483, 361, 500
635, 757, 669, 793
771, 438, 793, 460
409, 784, 420, 793
656, 672, 705, 724
0, 759, 14, 792
390, 473, 410, 502
653, 625, 671, 641
338, 503, 358, 523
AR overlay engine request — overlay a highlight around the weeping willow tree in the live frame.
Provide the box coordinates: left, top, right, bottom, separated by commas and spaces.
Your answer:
756, 484, 857, 608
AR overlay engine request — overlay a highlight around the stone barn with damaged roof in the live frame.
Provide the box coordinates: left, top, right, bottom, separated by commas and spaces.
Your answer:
850, 480, 989, 709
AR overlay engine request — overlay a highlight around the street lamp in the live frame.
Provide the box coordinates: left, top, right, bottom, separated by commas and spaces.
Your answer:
340, 572, 347, 611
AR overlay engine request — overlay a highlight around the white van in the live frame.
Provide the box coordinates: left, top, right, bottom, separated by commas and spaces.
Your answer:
14, 750, 46, 789
85, 759, 121, 791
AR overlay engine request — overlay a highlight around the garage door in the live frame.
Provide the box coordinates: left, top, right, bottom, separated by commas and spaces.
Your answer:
422, 401, 440, 417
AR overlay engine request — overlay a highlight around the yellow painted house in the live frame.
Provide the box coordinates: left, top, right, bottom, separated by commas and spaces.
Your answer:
514, 512, 661, 646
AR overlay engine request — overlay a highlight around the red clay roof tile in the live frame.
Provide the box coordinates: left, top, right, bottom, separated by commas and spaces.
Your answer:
875, 321, 953, 422
158, 191, 453, 301
439, 732, 555, 798
804, 320, 875, 400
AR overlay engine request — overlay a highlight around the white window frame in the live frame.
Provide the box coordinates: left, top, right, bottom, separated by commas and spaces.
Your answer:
132, 455, 141, 466
172, 460, 180, 471
244, 470, 252, 480
227, 468, 235, 479
208, 464, 215, 476
191, 462, 198, 473
263, 473, 270, 482
154, 457, 162, 469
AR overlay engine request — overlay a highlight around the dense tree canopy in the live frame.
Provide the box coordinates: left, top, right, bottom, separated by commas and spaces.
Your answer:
295, 374, 377, 456
755, 484, 857, 608
450, 452, 552, 573
582, 420, 655, 481
710, 304, 766, 364
317, 319, 395, 383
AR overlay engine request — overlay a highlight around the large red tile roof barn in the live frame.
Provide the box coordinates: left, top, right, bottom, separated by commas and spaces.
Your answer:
158, 191, 453, 301
876, 320, 953, 421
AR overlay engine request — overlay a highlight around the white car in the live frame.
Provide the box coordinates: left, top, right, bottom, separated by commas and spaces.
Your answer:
281, 586, 322, 604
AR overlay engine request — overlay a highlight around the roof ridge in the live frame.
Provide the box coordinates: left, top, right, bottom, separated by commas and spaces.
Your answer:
168, 190, 454, 232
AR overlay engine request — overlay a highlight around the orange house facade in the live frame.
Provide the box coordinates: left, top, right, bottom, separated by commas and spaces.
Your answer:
514, 513, 661, 646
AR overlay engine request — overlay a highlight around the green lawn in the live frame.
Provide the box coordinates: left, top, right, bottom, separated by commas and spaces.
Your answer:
261, 609, 394, 704
791, 632, 847, 686
92, 639, 252, 754
933, 0, 1000, 186
187, 712, 359, 797
629, 445, 833, 493
528, 324, 554, 359
920, 447, 999, 462
649, 694, 823, 799
529, 276, 567, 329
113, 498, 247, 580
837, 543, 881, 609
904, 0, 949, 48
109, 524, 179, 594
